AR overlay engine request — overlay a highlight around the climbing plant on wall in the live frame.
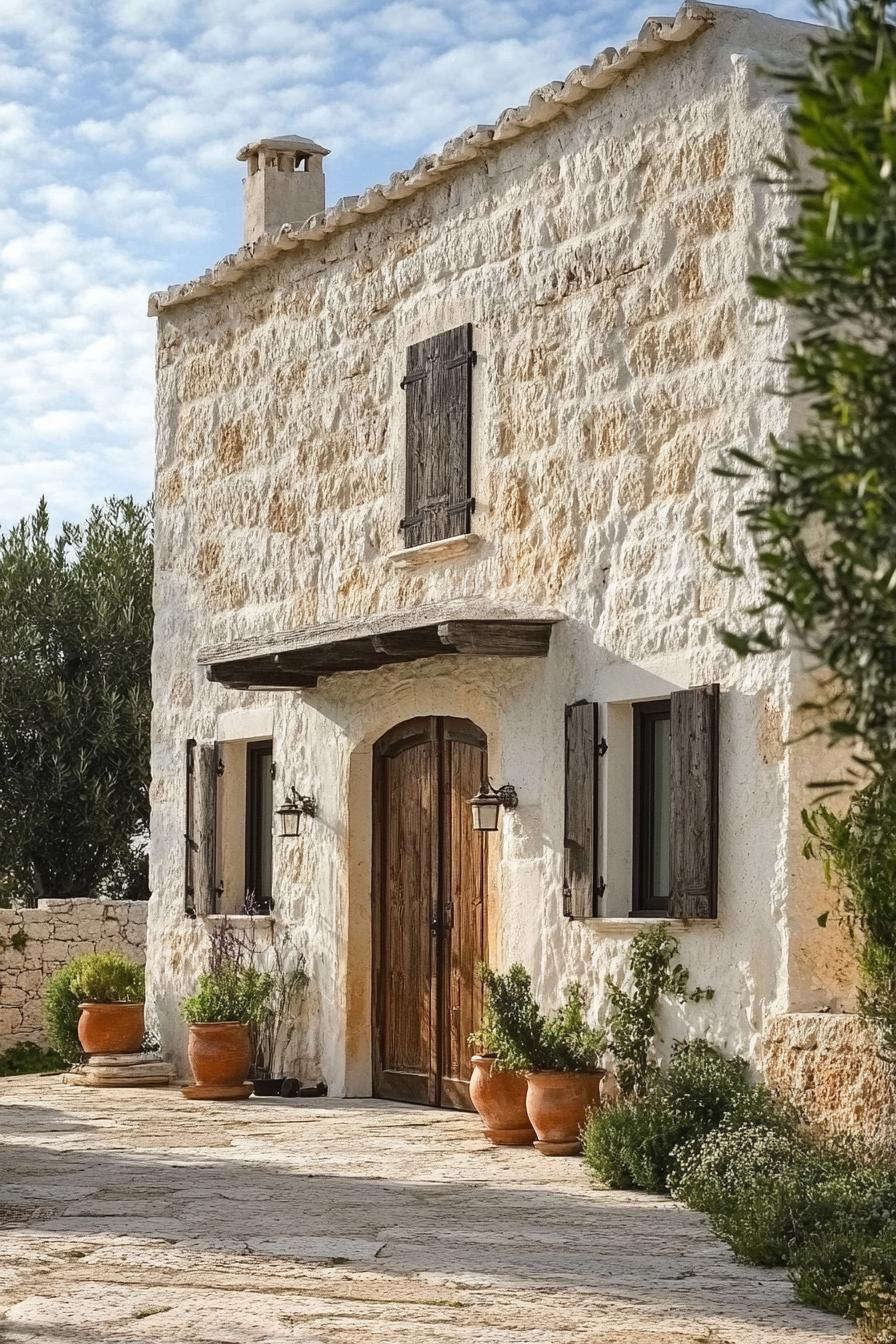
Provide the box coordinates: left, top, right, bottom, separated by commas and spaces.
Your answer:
719, 0, 896, 1059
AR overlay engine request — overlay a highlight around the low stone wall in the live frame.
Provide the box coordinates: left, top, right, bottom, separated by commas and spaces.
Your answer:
763, 1011, 896, 1148
0, 900, 148, 1054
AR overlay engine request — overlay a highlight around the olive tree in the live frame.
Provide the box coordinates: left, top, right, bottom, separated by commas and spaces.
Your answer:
0, 497, 152, 905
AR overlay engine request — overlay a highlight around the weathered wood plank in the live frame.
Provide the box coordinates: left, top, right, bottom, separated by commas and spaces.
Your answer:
669, 684, 719, 920
198, 599, 562, 665
563, 701, 599, 919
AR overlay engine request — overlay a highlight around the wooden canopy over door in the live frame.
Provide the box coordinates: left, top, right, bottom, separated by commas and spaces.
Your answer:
372, 716, 487, 1110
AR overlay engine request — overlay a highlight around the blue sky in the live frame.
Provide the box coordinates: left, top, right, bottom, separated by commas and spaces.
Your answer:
1, 0, 812, 530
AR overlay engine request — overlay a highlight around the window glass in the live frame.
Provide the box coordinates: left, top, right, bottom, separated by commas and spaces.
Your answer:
247, 742, 273, 912
633, 703, 671, 913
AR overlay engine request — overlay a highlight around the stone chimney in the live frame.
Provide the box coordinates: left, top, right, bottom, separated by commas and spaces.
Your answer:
236, 136, 330, 243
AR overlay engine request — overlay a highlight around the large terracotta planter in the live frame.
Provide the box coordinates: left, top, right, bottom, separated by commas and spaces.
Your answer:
524, 1069, 604, 1156
469, 1055, 535, 1146
184, 1022, 252, 1100
77, 1001, 144, 1056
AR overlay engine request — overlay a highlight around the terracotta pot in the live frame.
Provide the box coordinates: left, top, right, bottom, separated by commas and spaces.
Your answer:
524, 1069, 604, 1156
77, 1001, 144, 1056
187, 1022, 251, 1090
469, 1055, 535, 1146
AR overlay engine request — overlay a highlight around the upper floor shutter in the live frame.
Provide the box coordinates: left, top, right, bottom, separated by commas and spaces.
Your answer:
669, 684, 719, 919
563, 701, 601, 919
400, 324, 475, 547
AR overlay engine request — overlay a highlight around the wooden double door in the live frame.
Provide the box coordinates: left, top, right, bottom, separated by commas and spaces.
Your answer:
372, 716, 488, 1109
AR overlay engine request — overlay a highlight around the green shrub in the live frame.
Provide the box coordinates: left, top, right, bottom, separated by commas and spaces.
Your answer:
855, 1224, 896, 1343
475, 964, 604, 1072
181, 965, 273, 1025
68, 951, 144, 1004
789, 1162, 896, 1319
671, 1122, 840, 1265
43, 961, 83, 1062
43, 951, 145, 1062
0, 1041, 66, 1075
583, 1042, 790, 1194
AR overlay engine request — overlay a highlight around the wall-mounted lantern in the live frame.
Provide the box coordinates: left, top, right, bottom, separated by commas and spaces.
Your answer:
468, 778, 519, 832
276, 785, 317, 836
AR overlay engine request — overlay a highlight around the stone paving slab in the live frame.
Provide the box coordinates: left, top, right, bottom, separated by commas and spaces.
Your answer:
0, 1077, 851, 1343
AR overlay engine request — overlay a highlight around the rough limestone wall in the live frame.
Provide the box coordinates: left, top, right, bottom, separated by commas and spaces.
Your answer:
764, 1012, 896, 1147
148, 7, 856, 1085
0, 900, 148, 1054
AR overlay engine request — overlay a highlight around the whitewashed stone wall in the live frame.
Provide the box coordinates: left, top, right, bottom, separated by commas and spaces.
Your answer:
148, 6, 858, 1087
0, 901, 148, 1053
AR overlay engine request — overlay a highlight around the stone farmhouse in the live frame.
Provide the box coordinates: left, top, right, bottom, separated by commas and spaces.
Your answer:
146, 2, 870, 1118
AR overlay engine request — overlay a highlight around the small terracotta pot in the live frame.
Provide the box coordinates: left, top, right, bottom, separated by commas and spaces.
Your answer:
524, 1069, 604, 1156
77, 1002, 144, 1056
469, 1056, 535, 1146
186, 1022, 251, 1092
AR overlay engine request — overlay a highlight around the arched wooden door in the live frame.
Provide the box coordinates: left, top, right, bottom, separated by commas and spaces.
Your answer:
372, 716, 488, 1109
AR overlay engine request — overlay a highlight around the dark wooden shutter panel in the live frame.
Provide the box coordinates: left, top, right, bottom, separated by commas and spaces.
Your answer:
184, 739, 197, 916
401, 324, 474, 547
563, 701, 600, 919
669, 684, 719, 919
194, 741, 221, 915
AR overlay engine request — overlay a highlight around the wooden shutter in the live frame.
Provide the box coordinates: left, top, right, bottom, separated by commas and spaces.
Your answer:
669, 684, 719, 919
400, 324, 475, 547
194, 741, 222, 915
184, 739, 197, 916
563, 701, 601, 919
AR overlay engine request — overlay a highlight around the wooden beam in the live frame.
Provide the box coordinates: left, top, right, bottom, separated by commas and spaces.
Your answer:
206, 667, 318, 690
197, 599, 563, 667
437, 620, 554, 657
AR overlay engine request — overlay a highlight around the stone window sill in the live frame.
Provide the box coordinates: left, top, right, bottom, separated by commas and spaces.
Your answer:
384, 534, 481, 568
201, 914, 274, 927
583, 917, 720, 934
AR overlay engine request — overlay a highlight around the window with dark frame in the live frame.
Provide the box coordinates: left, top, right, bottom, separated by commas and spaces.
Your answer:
632, 700, 672, 915
245, 740, 274, 914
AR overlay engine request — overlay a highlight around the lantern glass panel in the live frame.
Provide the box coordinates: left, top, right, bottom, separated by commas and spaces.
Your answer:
471, 796, 500, 831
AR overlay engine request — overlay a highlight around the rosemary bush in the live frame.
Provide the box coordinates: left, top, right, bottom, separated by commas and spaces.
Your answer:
181, 964, 273, 1026
68, 951, 144, 1004
583, 1042, 788, 1194
475, 964, 605, 1072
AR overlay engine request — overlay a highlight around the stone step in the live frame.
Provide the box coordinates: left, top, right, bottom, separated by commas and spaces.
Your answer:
64, 1071, 172, 1088
82, 1065, 174, 1080
86, 1051, 164, 1066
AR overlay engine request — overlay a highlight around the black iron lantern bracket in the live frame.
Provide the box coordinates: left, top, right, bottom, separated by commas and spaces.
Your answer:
276, 785, 317, 836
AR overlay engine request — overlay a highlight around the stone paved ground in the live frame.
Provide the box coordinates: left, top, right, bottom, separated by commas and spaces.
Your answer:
0, 1077, 851, 1343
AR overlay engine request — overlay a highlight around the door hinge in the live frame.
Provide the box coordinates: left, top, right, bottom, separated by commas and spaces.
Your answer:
562, 885, 572, 918
597, 738, 608, 757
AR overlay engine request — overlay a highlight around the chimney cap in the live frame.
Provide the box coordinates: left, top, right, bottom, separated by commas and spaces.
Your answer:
236, 136, 330, 162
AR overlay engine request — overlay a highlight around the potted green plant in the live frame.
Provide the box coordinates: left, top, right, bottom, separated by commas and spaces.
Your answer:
66, 952, 146, 1056
523, 982, 606, 1156
477, 964, 605, 1156
468, 965, 536, 1146
181, 964, 273, 1101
